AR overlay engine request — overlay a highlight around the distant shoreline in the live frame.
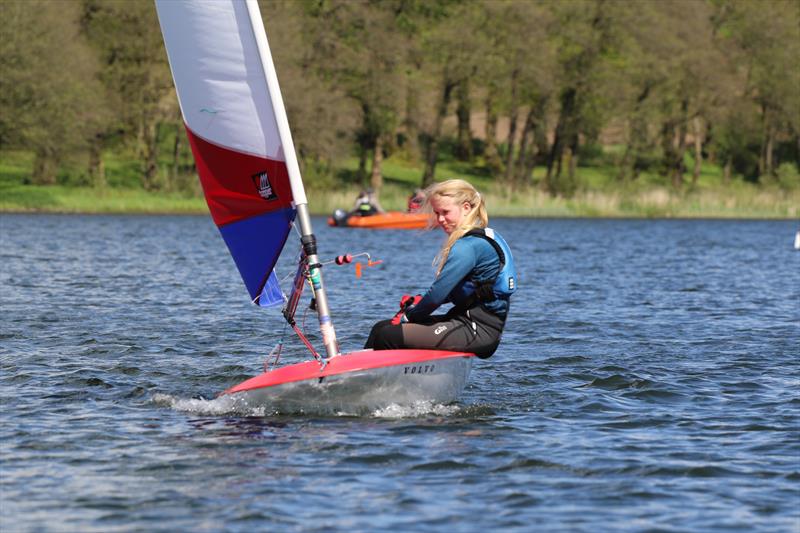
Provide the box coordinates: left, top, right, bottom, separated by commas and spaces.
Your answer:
3, 146, 799, 221
2, 179, 798, 220
2, 207, 797, 220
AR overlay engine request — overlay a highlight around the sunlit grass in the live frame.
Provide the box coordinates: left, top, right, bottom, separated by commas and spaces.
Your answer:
2, 148, 797, 218
0, 183, 208, 214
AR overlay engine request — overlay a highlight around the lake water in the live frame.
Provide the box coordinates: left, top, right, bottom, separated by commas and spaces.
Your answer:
1, 214, 798, 532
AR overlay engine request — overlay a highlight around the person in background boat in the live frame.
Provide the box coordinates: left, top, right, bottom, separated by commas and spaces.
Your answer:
350, 188, 385, 217
407, 188, 426, 213
365, 179, 516, 359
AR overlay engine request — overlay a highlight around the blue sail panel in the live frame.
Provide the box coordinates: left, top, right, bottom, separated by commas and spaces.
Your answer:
218, 208, 296, 302
258, 270, 284, 308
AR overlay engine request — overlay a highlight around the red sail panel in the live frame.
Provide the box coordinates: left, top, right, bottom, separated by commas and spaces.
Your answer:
185, 128, 294, 228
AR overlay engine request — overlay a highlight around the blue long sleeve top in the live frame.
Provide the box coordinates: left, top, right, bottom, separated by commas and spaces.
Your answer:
405, 235, 509, 321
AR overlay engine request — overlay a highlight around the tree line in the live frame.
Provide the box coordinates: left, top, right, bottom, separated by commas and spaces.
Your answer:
1, 0, 798, 196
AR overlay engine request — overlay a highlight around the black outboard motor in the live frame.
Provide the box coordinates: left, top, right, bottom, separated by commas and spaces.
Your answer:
331, 209, 349, 226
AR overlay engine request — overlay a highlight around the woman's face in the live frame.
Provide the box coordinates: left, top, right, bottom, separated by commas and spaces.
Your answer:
430, 195, 471, 234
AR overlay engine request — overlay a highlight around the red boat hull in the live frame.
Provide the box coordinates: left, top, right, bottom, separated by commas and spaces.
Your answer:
221, 349, 475, 414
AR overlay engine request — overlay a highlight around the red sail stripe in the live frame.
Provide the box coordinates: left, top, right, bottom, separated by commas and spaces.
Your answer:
185, 126, 294, 227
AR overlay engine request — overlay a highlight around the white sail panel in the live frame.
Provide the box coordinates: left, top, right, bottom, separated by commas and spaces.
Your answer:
156, 0, 283, 161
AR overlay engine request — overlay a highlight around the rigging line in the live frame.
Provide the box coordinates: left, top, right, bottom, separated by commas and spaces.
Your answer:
264, 320, 288, 372
296, 304, 320, 360
292, 323, 320, 360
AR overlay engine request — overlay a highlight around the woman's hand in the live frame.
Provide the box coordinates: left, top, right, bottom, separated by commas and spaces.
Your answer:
391, 294, 422, 324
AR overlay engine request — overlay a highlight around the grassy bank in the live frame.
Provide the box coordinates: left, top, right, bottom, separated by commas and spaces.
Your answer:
308, 152, 800, 218
2, 150, 798, 218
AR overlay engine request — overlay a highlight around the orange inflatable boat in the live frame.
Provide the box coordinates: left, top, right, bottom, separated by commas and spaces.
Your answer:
328, 210, 430, 230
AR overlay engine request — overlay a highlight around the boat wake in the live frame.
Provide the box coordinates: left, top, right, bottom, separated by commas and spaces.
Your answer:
371, 401, 462, 418
151, 392, 465, 418
151, 393, 259, 416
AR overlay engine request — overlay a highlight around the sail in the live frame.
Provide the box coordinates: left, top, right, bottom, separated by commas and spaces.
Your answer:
155, 0, 296, 303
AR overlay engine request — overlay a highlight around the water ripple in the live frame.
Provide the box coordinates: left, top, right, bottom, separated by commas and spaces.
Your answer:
2, 215, 799, 533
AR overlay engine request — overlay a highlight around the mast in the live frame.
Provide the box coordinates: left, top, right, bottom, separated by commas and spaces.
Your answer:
245, 0, 339, 358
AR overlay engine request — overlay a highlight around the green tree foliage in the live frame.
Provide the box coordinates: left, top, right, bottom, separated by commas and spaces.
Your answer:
80, 0, 174, 190
541, 0, 628, 196
300, 0, 410, 191
479, 0, 553, 189
261, 0, 354, 178
0, 0, 105, 184
418, 1, 486, 187
1, 0, 797, 197
616, 1, 733, 188
715, 0, 800, 180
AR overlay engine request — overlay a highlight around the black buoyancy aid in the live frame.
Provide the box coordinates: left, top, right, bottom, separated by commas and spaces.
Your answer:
463, 228, 517, 303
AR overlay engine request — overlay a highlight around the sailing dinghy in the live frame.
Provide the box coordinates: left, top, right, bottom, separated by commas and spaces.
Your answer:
155, 0, 475, 413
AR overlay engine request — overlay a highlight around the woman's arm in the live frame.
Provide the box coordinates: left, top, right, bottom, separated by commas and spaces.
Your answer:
404, 240, 477, 321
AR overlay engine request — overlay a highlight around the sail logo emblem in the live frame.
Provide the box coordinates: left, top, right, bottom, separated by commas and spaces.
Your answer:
252, 171, 277, 201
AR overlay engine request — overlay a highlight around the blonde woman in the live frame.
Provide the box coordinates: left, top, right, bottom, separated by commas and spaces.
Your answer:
365, 179, 516, 358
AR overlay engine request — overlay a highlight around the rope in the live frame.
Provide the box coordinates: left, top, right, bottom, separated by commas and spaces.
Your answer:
264, 320, 288, 372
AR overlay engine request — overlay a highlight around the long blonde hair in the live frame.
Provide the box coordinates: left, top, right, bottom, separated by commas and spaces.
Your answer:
424, 179, 489, 275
